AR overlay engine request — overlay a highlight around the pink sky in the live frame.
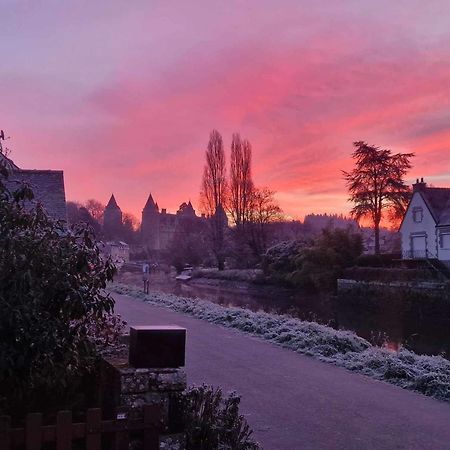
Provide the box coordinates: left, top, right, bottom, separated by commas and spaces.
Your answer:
2, 1, 450, 221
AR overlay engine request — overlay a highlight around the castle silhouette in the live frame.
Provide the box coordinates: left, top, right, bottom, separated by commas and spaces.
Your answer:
103, 193, 227, 251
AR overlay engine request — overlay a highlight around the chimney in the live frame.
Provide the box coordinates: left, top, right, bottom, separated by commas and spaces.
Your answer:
161, 208, 166, 214
413, 177, 427, 193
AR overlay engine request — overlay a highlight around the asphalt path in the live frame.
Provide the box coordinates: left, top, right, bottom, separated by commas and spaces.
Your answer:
113, 292, 450, 450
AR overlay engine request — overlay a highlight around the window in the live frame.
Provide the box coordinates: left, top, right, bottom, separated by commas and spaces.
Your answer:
440, 234, 450, 249
413, 207, 423, 223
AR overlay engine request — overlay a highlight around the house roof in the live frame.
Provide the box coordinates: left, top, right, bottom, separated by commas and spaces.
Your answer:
420, 188, 450, 226
1, 152, 67, 221
5, 169, 67, 221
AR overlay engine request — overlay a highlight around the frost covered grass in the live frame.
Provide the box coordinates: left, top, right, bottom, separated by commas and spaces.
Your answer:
111, 282, 450, 403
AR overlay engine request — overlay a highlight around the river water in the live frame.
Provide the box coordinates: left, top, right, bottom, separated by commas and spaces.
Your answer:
118, 271, 450, 358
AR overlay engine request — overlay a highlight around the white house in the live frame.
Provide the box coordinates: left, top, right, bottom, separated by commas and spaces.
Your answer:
400, 178, 450, 264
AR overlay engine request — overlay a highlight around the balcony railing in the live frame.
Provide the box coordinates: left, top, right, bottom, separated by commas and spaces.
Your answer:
403, 249, 440, 260
403, 249, 429, 259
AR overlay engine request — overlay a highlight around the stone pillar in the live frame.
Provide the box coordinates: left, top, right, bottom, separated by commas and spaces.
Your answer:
101, 326, 187, 449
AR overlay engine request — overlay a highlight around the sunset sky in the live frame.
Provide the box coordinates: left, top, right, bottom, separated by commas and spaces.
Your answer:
2, 0, 450, 221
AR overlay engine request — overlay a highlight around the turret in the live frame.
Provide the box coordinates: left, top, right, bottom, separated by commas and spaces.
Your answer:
141, 193, 161, 250
177, 200, 196, 217
103, 194, 122, 238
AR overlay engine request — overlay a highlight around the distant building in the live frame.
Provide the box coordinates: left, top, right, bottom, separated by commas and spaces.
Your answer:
0, 152, 67, 221
99, 241, 130, 266
303, 213, 358, 233
103, 194, 123, 239
400, 178, 450, 263
103, 193, 222, 253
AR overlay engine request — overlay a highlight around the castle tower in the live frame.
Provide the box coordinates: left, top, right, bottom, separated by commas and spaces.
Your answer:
213, 204, 228, 228
103, 194, 122, 239
177, 200, 196, 217
141, 193, 161, 251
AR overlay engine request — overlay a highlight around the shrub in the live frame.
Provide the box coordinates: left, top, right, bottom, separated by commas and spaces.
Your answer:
0, 169, 118, 416
182, 385, 259, 450
264, 227, 363, 291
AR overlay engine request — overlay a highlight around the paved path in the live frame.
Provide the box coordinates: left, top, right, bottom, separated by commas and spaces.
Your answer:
113, 292, 450, 450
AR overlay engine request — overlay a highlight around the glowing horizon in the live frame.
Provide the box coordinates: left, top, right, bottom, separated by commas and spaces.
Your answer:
2, 1, 450, 221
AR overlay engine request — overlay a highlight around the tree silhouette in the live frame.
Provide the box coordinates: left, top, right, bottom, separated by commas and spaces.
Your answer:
229, 133, 253, 227
343, 141, 413, 254
200, 130, 227, 269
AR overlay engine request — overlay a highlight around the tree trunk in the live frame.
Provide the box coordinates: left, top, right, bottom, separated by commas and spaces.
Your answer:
374, 222, 380, 255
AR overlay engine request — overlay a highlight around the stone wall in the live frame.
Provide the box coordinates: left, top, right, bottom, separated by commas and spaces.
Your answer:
101, 356, 186, 449
337, 278, 449, 294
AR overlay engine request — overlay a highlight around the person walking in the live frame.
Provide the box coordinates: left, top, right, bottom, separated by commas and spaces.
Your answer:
142, 262, 150, 294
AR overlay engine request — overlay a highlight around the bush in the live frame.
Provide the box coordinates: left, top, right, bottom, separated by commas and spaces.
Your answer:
182, 385, 259, 450
263, 227, 363, 291
0, 169, 118, 416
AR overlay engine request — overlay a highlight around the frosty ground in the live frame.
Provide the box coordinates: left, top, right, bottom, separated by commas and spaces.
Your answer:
112, 287, 450, 449
111, 282, 450, 402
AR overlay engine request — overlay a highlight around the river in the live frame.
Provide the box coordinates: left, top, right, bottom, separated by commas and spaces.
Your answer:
117, 270, 450, 358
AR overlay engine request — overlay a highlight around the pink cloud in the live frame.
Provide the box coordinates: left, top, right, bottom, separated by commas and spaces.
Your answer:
2, 1, 450, 220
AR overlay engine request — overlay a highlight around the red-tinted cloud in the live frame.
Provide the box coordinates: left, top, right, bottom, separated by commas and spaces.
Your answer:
2, 1, 450, 221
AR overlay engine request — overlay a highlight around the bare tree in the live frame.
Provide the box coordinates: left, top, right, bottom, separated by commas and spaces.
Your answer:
122, 212, 139, 243
84, 199, 105, 224
343, 141, 413, 254
247, 187, 283, 256
123, 212, 139, 231
200, 129, 227, 269
66, 201, 83, 225
200, 130, 227, 216
229, 134, 253, 227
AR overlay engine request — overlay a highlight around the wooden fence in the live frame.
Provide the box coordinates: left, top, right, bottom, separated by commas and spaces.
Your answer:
0, 404, 163, 450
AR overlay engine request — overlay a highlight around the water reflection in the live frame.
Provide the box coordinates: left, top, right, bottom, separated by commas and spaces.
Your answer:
118, 271, 450, 358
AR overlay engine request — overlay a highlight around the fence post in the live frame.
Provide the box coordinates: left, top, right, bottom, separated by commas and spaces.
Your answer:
114, 408, 130, 450
143, 404, 161, 449
25, 413, 42, 450
0, 415, 11, 450
86, 408, 101, 450
101, 326, 187, 449
56, 410, 72, 450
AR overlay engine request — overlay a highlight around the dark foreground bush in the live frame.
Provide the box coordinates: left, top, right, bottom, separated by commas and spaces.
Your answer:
0, 168, 119, 417
183, 385, 260, 450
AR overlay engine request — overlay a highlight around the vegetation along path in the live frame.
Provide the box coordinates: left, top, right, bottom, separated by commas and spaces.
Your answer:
113, 291, 450, 450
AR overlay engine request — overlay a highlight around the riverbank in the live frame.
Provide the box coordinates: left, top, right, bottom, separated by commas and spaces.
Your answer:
110, 282, 450, 403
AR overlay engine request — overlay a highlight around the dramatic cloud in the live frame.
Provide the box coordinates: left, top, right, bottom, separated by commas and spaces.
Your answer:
1, 0, 450, 220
